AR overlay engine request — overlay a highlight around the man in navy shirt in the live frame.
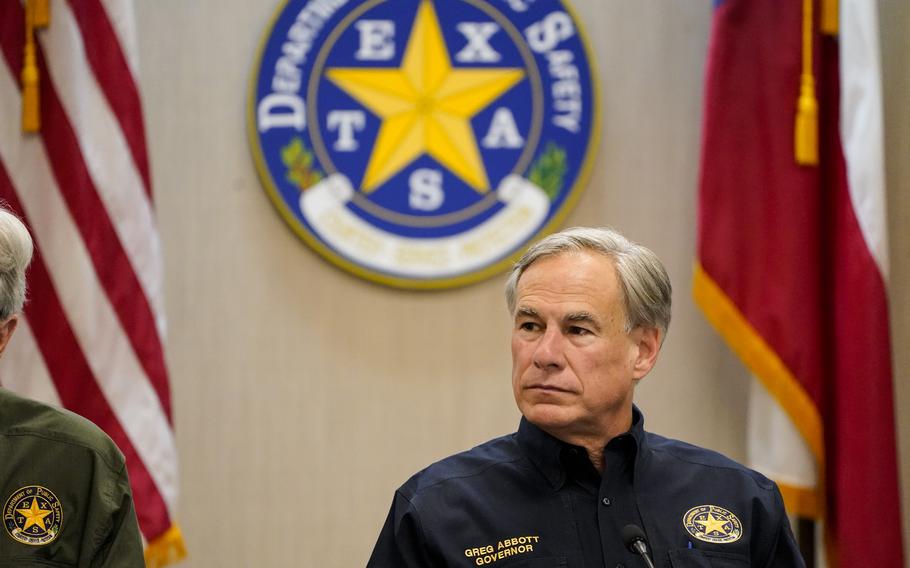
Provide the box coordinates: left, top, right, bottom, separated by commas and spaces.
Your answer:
368, 227, 804, 567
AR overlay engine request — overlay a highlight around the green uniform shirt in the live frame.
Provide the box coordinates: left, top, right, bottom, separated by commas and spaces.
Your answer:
0, 388, 145, 567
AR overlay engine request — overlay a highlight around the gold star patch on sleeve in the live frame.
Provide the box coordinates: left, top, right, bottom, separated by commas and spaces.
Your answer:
3, 486, 63, 546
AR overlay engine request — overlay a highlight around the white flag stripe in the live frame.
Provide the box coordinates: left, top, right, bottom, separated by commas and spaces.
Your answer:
0, 65, 177, 514
99, 0, 141, 81
746, 379, 816, 488
840, 0, 888, 277
39, 1, 166, 335
0, 317, 62, 408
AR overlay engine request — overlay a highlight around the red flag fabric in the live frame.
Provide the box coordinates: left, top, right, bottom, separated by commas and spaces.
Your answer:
694, 0, 903, 565
0, 1, 185, 565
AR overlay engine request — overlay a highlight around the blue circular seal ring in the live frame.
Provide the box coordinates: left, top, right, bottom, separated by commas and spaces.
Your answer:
249, 0, 600, 289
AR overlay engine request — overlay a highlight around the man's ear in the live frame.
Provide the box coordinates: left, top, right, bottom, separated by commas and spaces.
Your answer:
0, 315, 19, 357
631, 326, 661, 380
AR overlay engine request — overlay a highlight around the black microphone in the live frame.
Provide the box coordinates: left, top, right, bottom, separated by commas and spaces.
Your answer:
622, 524, 656, 568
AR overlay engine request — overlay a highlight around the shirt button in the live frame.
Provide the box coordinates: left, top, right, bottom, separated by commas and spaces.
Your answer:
601, 497, 612, 506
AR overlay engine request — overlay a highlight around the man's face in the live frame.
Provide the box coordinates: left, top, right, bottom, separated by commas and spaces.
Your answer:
510, 251, 657, 442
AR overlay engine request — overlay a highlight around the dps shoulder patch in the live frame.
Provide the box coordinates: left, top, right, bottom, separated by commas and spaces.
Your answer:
249, 0, 599, 289
683, 504, 742, 544
3, 485, 63, 546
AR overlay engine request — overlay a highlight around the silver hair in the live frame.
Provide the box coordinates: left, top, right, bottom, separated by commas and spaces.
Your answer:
0, 206, 34, 320
505, 227, 672, 338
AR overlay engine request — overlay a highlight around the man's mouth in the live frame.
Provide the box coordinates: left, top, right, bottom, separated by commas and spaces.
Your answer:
526, 384, 573, 393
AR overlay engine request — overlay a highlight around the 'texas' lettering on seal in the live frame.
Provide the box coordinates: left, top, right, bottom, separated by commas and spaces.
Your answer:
249, 0, 599, 288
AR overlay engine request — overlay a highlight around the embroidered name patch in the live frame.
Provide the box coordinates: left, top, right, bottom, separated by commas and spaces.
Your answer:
3, 485, 63, 546
683, 504, 742, 544
464, 535, 540, 565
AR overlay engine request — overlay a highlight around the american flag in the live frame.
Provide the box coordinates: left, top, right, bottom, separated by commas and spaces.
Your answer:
0, 1, 184, 565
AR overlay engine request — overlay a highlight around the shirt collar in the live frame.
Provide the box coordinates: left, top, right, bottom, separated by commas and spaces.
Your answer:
516, 405, 648, 490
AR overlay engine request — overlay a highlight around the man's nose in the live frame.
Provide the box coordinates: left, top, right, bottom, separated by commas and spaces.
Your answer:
532, 327, 565, 370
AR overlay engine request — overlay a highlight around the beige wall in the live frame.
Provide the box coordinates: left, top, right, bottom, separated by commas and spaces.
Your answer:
135, 1, 909, 566
881, 0, 910, 559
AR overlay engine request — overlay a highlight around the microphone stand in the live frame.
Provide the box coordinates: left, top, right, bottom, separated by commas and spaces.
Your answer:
622, 524, 656, 568
628, 539, 656, 568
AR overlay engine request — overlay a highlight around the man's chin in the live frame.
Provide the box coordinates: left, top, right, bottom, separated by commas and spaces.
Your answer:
520, 402, 578, 432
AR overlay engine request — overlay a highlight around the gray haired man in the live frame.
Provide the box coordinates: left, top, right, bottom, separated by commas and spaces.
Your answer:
368, 227, 804, 567
0, 206, 146, 567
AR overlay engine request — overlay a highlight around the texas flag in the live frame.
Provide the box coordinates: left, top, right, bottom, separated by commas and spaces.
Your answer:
694, 0, 902, 565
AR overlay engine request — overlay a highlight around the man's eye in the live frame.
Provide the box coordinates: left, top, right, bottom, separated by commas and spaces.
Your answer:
519, 322, 539, 332
568, 326, 590, 335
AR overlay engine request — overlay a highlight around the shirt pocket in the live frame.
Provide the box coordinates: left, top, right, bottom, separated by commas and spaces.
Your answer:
667, 548, 750, 568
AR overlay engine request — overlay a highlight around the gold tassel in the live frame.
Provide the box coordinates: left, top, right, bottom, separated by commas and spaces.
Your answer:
21, 48, 40, 133
794, 0, 818, 166
795, 74, 819, 165
21, 0, 41, 133
21, 0, 50, 133
821, 0, 838, 35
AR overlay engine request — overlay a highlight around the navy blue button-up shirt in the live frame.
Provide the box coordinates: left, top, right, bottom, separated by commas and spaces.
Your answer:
368, 407, 804, 567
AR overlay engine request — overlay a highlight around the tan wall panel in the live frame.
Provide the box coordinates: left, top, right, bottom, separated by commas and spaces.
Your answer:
881, 0, 910, 556
134, 1, 908, 565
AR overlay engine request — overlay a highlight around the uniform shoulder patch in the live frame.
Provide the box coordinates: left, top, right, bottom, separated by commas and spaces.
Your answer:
3, 485, 63, 546
682, 504, 742, 544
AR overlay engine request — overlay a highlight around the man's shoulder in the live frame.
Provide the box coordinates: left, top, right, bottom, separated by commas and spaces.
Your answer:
645, 431, 776, 492
398, 432, 524, 499
0, 388, 125, 470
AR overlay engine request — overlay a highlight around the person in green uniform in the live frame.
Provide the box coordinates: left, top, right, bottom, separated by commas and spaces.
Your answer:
0, 206, 145, 567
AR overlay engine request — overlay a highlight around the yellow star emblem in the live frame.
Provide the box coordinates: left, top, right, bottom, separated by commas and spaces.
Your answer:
16, 498, 52, 532
695, 513, 730, 536
325, 0, 525, 194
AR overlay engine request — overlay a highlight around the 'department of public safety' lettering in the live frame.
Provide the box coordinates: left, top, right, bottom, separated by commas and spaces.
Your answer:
249, 0, 599, 289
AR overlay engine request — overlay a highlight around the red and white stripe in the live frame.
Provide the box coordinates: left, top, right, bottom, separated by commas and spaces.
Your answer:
745, 1, 892, 563
745, 0, 890, 495
0, 0, 179, 554
839, 0, 887, 276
